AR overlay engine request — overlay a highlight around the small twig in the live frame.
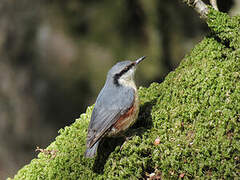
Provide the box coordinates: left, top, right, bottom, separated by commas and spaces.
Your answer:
36, 146, 58, 159
210, 0, 219, 11
183, 0, 209, 19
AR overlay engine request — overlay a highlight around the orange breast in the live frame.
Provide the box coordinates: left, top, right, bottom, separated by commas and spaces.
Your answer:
107, 95, 139, 136
114, 105, 135, 129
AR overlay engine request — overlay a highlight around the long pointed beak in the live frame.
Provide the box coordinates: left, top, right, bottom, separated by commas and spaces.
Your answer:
135, 56, 146, 65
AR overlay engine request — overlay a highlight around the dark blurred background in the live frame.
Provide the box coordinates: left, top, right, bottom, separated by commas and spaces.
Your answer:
0, 0, 238, 178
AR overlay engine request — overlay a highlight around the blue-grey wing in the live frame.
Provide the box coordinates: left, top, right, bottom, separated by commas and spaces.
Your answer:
86, 86, 135, 148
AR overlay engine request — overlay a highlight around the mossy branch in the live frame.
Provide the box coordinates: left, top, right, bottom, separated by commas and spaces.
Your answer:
182, 0, 219, 18
182, 0, 240, 50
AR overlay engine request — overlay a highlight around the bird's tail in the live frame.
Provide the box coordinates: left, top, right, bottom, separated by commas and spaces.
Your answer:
84, 141, 99, 158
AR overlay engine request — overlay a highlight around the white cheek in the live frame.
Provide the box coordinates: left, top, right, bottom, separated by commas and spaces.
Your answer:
121, 70, 133, 80
118, 69, 137, 90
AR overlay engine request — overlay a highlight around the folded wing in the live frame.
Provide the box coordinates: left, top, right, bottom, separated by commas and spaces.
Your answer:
86, 86, 135, 148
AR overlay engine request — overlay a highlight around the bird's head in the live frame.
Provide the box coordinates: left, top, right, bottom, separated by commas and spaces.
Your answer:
107, 56, 146, 86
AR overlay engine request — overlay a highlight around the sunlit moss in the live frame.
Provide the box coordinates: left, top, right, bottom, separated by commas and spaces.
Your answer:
9, 10, 240, 179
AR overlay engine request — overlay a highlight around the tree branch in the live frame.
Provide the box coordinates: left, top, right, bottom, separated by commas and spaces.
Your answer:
209, 0, 219, 11
182, 0, 209, 19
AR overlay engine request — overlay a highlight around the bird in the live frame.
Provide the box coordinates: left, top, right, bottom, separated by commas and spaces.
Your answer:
85, 56, 146, 158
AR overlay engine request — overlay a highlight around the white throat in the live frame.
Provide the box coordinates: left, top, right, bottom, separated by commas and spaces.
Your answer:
118, 69, 137, 91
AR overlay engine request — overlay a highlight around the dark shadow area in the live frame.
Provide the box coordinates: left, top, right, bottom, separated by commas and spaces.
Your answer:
92, 99, 156, 173
217, 0, 234, 13
207, 33, 233, 51
92, 137, 125, 174
130, 99, 156, 131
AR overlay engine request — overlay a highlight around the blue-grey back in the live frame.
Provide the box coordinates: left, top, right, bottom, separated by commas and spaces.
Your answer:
96, 82, 134, 110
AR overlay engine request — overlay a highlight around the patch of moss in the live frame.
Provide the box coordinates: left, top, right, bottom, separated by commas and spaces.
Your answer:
207, 8, 240, 50
9, 11, 240, 179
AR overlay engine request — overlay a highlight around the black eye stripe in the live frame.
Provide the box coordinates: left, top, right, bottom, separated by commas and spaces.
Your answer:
113, 63, 135, 86
117, 63, 134, 76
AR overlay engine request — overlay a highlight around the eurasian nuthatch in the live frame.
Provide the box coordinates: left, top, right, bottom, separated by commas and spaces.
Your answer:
85, 56, 146, 158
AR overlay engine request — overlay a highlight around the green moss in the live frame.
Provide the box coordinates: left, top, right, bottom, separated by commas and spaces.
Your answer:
9, 11, 240, 179
207, 8, 240, 50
